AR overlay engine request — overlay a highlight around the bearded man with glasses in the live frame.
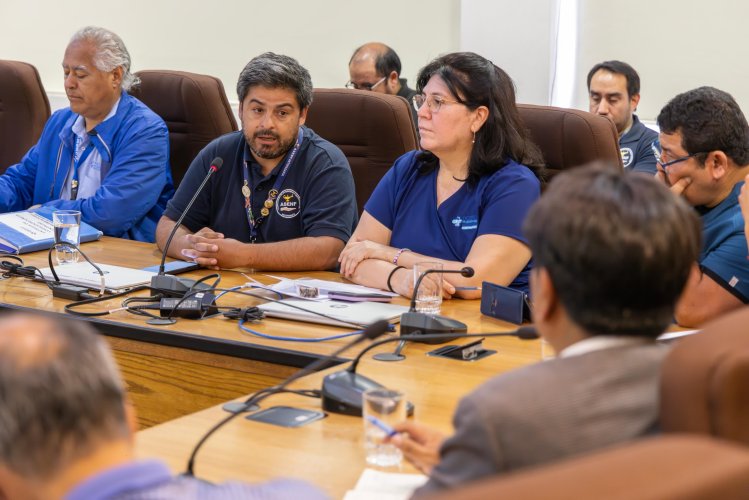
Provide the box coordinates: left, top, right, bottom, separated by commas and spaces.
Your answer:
654, 86, 749, 327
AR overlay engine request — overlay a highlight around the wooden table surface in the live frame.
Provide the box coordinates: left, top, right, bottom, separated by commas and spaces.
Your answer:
134, 306, 543, 498
0, 237, 531, 431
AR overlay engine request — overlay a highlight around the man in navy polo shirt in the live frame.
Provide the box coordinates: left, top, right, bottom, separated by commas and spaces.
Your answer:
588, 61, 657, 174
156, 53, 357, 271
655, 86, 749, 327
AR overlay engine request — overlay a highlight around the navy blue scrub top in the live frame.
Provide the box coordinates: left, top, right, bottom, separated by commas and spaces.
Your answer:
364, 150, 540, 293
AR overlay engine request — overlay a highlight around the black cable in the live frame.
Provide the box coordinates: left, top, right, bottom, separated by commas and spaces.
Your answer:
47, 242, 106, 295
165, 273, 221, 321
182, 320, 390, 477
64, 285, 151, 316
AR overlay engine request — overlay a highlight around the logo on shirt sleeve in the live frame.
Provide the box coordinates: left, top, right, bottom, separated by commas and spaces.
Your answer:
620, 147, 634, 168
275, 189, 301, 219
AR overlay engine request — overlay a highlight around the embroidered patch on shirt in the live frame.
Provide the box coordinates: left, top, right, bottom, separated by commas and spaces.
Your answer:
451, 215, 478, 230
620, 147, 634, 167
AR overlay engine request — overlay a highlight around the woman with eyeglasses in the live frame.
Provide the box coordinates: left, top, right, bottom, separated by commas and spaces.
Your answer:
338, 52, 544, 299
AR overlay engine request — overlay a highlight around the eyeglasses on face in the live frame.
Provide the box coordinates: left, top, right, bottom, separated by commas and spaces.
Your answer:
345, 76, 387, 91
651, 139, 707, 169
412, 94, 462, 113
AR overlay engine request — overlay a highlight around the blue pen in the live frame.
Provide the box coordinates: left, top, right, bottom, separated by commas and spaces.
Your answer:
366, 415, 398, 437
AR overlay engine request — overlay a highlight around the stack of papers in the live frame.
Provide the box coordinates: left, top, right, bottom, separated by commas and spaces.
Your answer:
261, 276, 398, 301
344, 469, 428, 500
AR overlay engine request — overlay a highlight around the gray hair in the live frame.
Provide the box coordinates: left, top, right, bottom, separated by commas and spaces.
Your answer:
237, 52, 313, 109
0, 314, 128, 479
70, 26, 140, 91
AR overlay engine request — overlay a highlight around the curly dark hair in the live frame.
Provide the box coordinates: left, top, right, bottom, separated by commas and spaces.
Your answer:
524, 164, 702, 337
657, 86, 749, 166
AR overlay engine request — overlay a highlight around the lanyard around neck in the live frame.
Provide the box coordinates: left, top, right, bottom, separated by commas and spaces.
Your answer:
69, 130, 97, 200
242, 128, 304, 243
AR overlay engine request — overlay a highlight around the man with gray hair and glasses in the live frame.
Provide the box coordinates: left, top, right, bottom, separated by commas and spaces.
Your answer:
157, 52, 357, 271
0, 312, 328, 499
0, 26, 173, 242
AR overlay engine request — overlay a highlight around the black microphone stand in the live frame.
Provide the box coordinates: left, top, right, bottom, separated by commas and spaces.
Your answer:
321, 326, 539, 416
398, 266, 475, 344
151, 157, 223, 298
184, 319, 390, 477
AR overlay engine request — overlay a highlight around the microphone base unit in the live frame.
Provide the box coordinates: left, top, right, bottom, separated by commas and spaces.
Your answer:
150, 274, 212, 298
321, 370, 414, 417
322, 370, 384, 416
399, 312, 467, 344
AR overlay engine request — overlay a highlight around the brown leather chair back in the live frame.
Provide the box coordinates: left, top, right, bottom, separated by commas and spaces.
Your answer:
305, 89, 418, 214
427, 436, 749, 500
0, 60, 50, 173
517, 104, 623, 177
660, 307, 749, 444
130, 70, 237, 187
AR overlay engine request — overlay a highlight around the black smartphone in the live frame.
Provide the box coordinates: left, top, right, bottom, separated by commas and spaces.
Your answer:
142, 260, 201, 275
480, 281, 532, 324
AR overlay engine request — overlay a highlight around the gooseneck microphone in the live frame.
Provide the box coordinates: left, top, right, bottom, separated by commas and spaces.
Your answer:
409, 266, 475, 311
321, 326, 539, 416
399, 266, 475, 344
184, 319, 390, 477
152, 157, 223, 297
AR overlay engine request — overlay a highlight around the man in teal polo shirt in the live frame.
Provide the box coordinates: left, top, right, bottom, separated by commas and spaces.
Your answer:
654, 86, 749, 327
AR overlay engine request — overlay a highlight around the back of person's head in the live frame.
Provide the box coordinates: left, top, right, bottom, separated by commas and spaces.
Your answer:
523, 164, 702, 337
586, 60, 640, 98
0, 314, 128, 481
415, 51, 543, 182
349, 42, 402, 77
236, 52, 313, 110
657, 86, 749, 166
69, 26, 139, 91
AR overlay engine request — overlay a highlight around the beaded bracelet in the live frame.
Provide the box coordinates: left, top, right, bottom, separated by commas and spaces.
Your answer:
387, 266, 405, 293
392, 248, 410, 265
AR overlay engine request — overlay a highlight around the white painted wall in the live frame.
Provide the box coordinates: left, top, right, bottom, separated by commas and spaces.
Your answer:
3, 0, 747, 122
573, 0, 749, 122
460, 0, 557, 105
0, 0, 460, 111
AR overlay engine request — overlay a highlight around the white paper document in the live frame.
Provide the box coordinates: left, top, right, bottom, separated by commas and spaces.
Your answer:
0, 212, 53, 241
257, 299, 408, 328
656, 329, 701, 343
263, 275, 398, 301
344, 468, 428, 500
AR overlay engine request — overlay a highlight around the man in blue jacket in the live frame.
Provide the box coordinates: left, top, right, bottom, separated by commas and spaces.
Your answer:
0, 26, 173, 242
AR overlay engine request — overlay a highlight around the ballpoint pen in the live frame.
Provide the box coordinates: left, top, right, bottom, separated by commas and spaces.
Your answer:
365, 415, 398, 437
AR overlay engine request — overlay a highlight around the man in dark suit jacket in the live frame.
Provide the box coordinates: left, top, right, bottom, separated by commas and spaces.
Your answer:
391, 164, 703, 495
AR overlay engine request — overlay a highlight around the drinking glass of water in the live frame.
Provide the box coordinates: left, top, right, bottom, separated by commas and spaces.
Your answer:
413, 261, 443, 315
363, 388, 405, 468
52, 210, 81, 265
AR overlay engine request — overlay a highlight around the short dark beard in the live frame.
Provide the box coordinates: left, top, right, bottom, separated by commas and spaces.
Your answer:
248, 128, 296, 160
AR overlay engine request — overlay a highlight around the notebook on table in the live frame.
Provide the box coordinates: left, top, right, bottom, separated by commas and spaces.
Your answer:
258, 299, 409, 329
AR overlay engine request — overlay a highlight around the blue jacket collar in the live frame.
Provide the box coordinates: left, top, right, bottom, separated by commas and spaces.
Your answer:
57, 91, 135, 164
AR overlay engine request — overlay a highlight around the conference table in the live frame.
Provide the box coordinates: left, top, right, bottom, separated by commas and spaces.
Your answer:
0, 237, 543, 497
